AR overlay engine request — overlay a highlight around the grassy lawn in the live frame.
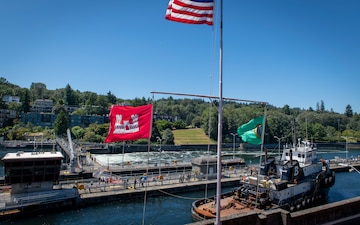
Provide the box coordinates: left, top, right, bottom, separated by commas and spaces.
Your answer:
172, 128, 216, 145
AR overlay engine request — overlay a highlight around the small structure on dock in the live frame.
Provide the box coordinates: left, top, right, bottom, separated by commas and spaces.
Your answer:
0, 151, 79, 218
191, 156, 217, 180
2, 151, 63, 194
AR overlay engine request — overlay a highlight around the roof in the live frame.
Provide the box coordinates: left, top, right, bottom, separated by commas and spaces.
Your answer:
192, 156, 217, 165
2, 151, 63, 161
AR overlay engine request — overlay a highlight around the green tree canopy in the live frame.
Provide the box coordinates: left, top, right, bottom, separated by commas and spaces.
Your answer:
54, 111, 69, 135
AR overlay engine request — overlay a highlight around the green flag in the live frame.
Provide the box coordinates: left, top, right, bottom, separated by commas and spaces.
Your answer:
237, 116, 264, 145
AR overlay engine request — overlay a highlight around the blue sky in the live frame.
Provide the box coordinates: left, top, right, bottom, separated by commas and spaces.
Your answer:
1, 0, 359, 114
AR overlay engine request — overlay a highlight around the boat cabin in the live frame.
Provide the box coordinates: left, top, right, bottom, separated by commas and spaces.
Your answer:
281, 141, 317, 166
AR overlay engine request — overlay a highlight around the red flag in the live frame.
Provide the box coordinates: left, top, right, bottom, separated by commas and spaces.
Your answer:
165, 0, 214, 25
105, 104, 153, 142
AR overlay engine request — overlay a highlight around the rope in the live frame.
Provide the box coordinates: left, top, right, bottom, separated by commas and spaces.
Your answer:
157, 189, 205, 201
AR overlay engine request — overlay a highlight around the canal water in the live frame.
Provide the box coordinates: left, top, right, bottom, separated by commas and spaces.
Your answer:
0, 148, 359, 225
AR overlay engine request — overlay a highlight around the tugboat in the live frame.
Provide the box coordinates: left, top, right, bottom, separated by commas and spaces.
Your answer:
191, 139, 336, 221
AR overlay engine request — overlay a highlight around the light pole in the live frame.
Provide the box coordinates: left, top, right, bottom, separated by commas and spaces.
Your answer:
274, 136, 283, 159
156, 136, 162, 175
230, 133, 237, 159
341, 136, 350, 162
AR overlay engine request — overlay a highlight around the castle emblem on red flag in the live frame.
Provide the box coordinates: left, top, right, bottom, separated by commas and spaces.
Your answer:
113, 114, 139, 134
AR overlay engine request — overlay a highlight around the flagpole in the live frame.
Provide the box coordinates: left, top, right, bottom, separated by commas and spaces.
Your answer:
255, 105, 267, 205
215, 0, 223, 224
142, 98, 155, 225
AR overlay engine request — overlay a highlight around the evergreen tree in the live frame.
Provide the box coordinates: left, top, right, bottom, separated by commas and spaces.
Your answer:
282, 104, 291, 115
20, 88, 31, 113
345, 104, 353, 117
320, 100, 325, 112
54, 110, 69, 135
65, 84, 76, 105
107, 91, 117, 104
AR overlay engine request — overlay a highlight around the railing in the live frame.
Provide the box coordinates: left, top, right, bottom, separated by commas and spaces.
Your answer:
59, 165, 249, 194
0, 189, 79, 213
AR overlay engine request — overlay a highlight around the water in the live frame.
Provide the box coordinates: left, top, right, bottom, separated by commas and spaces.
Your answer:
1, 148, 360, 225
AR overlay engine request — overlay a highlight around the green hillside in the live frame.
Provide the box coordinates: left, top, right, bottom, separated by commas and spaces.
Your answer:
172, 128, 216, 145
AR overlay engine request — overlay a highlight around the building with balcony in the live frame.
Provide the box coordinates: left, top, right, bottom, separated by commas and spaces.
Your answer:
21, 112, 108, 128
31, 99, 54, 113
2, 95, 20, 104
0, 109, 16, 127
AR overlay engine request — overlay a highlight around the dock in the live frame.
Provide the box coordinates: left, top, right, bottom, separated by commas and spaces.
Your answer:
0, 167, 243, 219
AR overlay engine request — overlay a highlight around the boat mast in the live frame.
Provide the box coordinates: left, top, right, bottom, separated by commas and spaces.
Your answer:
215, 0, 223, 224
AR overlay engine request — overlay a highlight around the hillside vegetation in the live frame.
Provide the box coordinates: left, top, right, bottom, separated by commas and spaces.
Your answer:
172, 128, 216, 145
1, 77, 360, 144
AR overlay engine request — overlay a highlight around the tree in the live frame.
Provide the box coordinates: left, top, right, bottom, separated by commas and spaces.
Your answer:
173, 120, 187, 129
345, 104, 353, 117
282, 104, 291, 115
8, 102, 22, 117
320, 100, 325, 112
163, 128, 175, 144
21, 88, 31, 113
54, 111, 69, 135
151, 121, 161, 142
0, 98, 7, 109
52, 104, 67, 114
107, 91, 117, 105
155, 120, 172, 132
266, 110, 292, 143
131, 97, 147, 106
82, 130, 103, 142
30, 82, 46, 101
201, 107, 218, 140
65, 84, 77, 105
310, 123, 326, 141
83, 91, 98, 106
95, 95, 109, 107
71, 126, 86, 140
0, 77, 9, 84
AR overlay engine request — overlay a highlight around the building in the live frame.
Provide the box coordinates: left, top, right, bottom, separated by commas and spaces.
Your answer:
65, 105, 79, 114
153, 112, 178, 122
2, 95, 20, 104
21, 112, 57, 127
2, 151, 63, 194
0, 151, 80, 217
0, 109, 16, 127
191, 156, 218, 180
31, 99, 54, 113
21, 112, 108, 128
70, 114, 108, 127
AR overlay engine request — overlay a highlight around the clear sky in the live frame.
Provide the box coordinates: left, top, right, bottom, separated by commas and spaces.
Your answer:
1, 0, 359, 114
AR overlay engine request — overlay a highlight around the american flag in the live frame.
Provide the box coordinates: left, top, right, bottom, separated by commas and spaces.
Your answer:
165, 0, 214, 25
